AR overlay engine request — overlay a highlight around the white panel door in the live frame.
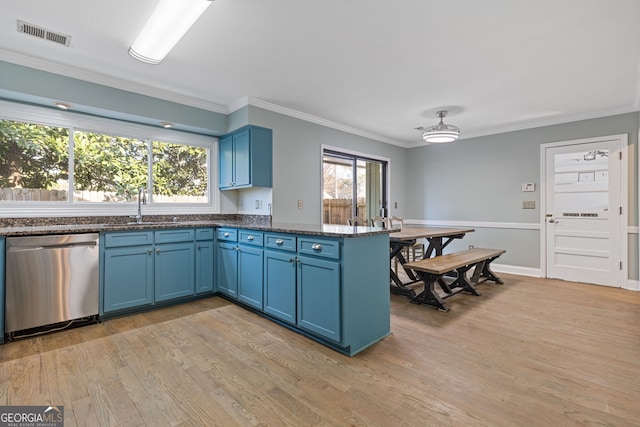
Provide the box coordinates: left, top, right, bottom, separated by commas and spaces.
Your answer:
544, 138, 622, 287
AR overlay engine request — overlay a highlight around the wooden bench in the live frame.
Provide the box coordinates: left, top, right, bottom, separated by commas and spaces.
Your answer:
403, 248, 506, 312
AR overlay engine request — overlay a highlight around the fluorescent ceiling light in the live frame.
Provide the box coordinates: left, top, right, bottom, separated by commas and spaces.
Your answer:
129, 0, 213, 65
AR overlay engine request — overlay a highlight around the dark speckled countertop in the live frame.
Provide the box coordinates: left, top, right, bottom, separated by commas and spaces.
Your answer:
0, 215, 392, 238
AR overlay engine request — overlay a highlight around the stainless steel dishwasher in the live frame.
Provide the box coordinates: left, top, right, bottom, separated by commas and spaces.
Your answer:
5, 233, 99, 337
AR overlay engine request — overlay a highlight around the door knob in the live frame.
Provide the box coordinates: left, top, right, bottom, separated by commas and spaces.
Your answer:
548, 218, 557, 223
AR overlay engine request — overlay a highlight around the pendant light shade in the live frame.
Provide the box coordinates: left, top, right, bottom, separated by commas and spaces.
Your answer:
129, 0, 213, 64
417, 110, 460, 143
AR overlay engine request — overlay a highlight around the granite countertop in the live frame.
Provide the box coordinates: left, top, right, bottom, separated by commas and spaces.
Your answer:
0, 216, 393, 238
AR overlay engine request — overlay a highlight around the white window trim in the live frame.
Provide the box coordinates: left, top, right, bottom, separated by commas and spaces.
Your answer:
0, 100, 220, 217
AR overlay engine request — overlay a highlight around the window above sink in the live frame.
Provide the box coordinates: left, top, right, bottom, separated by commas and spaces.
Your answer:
0, 100, 220, 218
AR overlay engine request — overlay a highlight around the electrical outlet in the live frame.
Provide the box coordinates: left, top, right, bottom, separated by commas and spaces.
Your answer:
468, 245, 474, 249
255, 200, 260, 209
523, 200, 535, 209
297, 200, 303, 210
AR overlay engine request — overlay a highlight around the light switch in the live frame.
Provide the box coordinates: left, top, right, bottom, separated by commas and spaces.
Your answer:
522, 183, 536, 192
297, 200, 303, 209
522, 201, 535, 209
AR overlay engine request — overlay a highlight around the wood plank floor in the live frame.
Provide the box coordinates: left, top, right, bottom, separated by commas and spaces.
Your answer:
1, 274, 639, 426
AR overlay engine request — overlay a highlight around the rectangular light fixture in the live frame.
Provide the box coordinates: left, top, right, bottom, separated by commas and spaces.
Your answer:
129, 0, 213, 64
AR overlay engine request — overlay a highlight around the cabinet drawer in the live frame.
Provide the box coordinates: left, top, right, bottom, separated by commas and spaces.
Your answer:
264, 233, 296, 252
154, 229, 195, 244
195, 228, 214, 241
217, 228, 238, 242
104, 231, 153, 248
298, 237, 340, 260
239, 230, 264, 246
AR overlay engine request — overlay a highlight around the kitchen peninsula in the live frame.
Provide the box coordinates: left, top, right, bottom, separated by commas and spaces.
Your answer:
0, 215, 392, 356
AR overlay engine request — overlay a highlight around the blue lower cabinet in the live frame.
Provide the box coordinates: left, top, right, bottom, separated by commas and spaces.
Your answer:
102, 228, 213, 316
195, 240, 215, 294
103, 245, 154, 312
296, 255, 341, 342
237, 245, 264, 310
263, 250, 297, 324
216, 241, 238, 298
154, 242, 195, 302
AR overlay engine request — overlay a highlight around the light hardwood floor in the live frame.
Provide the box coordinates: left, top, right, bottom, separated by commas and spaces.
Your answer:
1, 274, 639, 426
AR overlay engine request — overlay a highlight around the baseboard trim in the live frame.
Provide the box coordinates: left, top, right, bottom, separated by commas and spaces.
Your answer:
491, 263, 541, 277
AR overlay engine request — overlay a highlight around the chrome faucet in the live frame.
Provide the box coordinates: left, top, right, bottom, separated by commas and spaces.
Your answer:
130, 188, 146, 224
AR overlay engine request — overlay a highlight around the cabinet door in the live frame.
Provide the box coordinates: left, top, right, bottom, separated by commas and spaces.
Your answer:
264, 250, 297, 324
195, 240, 214, 294
104, 245, 154, 312
219, 134, 234, 189
232, 128, 251, 187
216, 241, 238, 298
237, 245, 264, 309
155, 242, 195, 302
297, 255, 341, 342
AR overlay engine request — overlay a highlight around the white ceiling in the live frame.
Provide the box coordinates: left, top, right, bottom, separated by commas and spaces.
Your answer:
1, 0, 640, 147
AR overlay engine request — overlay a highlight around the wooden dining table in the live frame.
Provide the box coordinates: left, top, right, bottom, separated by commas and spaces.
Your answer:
389, 226, 475, 296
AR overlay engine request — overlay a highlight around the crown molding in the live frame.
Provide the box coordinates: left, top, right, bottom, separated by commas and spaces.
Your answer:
0, 49, 228, 114
230, 96, 408, 147
3, 49, 638, 147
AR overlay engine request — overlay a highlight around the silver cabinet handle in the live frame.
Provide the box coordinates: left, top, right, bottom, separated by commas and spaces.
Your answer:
197, 244, 201, 249
147, 249, 152, 255
156, 248, 160, 254
289, 258, 295, 263
275, 239, 284, 245
223, 232, 230, 237
311, 244, 322, 250
247, 235, 254, 241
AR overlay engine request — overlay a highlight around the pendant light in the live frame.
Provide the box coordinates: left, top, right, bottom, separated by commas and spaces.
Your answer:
417, 110, 460, 143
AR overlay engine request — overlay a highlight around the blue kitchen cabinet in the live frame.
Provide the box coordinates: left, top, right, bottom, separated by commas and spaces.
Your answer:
237, 244, 264, 310
297, 255, 341, 342
102, 228, 212, 316
216, 229, 264, 308
195, 228, 215, 294
218, 125, 273, 190
154, 229, 196, 302
263, 249, 297, 325
237, 230, 264, 309
215, 228, 390, 356
103, 244, 154, 312
154, 242, 195, 302
216, 241, 238, 298
0, 236, 5, 343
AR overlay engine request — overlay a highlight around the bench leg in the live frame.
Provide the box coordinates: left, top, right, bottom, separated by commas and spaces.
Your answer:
411, 272, 450, 312
446, 265, 481, 296
470, 255, 504, 285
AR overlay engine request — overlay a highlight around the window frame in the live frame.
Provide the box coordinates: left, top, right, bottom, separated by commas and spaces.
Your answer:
0, 100, 219, 218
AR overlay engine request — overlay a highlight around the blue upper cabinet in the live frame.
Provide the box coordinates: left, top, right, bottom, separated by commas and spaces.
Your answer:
219, 125, 273, 190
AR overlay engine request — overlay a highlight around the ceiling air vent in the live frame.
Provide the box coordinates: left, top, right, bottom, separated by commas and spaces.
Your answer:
17, 20, 71, 47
